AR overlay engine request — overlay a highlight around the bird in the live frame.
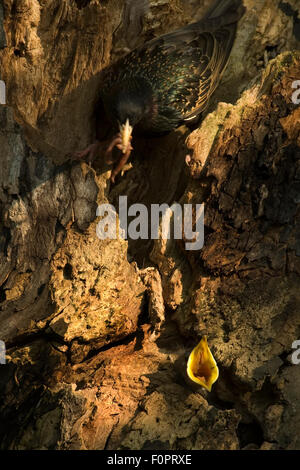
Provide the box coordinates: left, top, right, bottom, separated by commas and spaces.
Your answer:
186, 335, 219, 392
75, 0, 245, 182
173, 335, 219, 393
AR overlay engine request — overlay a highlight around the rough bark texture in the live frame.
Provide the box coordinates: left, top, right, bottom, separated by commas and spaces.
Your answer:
0, 0, 300, 450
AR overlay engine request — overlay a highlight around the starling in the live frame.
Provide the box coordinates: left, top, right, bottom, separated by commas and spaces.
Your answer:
76, 0, 245, 182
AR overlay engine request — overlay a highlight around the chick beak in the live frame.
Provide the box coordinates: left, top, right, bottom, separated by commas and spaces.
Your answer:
186, 336, 219, 392
119, 118, 133, 154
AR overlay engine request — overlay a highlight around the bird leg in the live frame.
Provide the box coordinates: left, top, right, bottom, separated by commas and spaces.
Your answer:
73, 133, 133, 183
112, 143, 133, 183
104, 135, 123, 164
105, 133, 133, 183
73, 141, 102, 165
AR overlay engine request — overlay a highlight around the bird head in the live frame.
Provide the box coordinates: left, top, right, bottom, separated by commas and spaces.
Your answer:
111, 77, 153, 153
115, 94, 147, 154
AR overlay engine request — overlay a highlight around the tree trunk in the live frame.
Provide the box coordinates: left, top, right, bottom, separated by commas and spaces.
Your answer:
0, 0, 300, 450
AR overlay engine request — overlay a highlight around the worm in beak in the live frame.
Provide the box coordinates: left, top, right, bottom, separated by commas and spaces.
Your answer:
119, 118, 133, 154
104, 118, 134, 182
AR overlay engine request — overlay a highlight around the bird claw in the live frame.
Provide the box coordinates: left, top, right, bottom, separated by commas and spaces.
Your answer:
111, 146, 133, 183
105, 135, 123, 164
73, 135, 133, 183
185, 154, 192, 166
105, 133, 133, 183
73, 142, 100, 165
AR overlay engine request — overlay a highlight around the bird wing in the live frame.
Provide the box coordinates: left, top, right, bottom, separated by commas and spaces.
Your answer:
101, 2, 244, 123
141, 27, 236, 118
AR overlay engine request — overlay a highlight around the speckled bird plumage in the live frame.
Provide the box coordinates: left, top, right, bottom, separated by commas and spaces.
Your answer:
100, 0, 245, 136
75, 0, 245, 181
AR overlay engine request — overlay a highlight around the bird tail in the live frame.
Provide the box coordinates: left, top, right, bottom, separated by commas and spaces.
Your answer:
203, 0, 245, 22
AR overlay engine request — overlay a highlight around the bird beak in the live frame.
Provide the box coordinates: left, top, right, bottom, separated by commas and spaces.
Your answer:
119, 118, 133, 154
186, 336, 219, 392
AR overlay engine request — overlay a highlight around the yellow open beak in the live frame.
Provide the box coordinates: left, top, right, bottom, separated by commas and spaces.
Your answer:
187, 336, 219, 392
119, 118, 133, 154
